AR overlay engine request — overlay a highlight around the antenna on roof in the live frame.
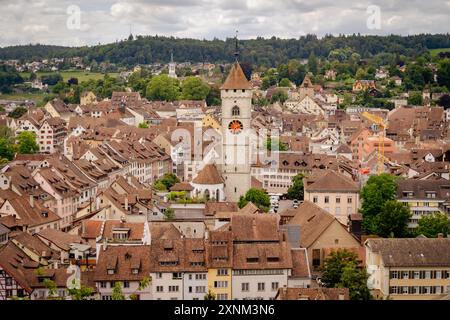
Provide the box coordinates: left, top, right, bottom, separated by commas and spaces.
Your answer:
234, 30, 239, 62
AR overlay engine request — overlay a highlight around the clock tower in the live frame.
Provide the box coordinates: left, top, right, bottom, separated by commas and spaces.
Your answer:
220, 61, 252, 202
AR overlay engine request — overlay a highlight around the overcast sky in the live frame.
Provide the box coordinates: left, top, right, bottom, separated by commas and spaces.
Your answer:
1, 0, 449, 47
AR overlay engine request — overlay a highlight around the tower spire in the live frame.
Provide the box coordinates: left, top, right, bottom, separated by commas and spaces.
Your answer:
234, 30, 239, 62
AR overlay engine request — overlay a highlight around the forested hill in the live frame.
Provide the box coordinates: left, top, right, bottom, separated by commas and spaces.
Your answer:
1, 33, 450, 67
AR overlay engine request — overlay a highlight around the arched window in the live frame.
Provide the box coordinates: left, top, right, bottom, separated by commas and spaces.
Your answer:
232, 106, 240, 116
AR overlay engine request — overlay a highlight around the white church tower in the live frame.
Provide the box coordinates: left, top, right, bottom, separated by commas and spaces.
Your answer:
220, 37, 252, 202
168, 51, 177, 79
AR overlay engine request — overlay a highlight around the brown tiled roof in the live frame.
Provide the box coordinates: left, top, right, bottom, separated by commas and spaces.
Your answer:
150, 223, 182, 240
192, 164, 223, 185
12, 231, 59, 260
80, 220, 103, 239
276, 287, 349, 300
290, 248, 311, 278
102, 220, 145, 241
220, 62, 252, 90
232, 242, 292, 270
305, 170, 359, 192
37, 228, 84, 251
0, 242, 35, 292
230, 213, 280, 242
94, 245, 151, 281
288, 201, 335, 248
170, 182, 194, 192
238, 202, 260, 215
204, 202, 238, 216
366, 238, 450, 267
0, 192, 60, 228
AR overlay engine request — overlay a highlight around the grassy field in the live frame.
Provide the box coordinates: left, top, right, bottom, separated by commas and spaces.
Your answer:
0, 92, 46, 104
430, 47, 450, 58
20, 70, 119, 82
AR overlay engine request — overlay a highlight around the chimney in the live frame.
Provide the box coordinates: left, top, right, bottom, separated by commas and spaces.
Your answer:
103, 239, 107, 251
29, 195, 34, 208
127, 176, 132, 184
437, 233, 444, 238
338, 293, 345, 301
124, 197, 129, 211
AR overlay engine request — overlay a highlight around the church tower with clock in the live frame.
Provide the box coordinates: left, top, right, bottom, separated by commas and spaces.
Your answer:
219, 44, 252, 202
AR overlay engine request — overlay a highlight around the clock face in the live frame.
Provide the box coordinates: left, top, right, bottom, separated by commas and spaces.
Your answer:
228, 120, 243, 134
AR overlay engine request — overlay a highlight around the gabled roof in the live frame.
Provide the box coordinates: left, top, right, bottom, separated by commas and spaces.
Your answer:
305, 170, 359, 192
288, 200, 336, 248
366, 238, 450, 267
192, 164, 224, 185
220, 62, 252, 90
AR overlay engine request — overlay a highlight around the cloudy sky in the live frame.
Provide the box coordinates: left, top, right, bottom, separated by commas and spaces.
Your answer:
1, 0, 449, 47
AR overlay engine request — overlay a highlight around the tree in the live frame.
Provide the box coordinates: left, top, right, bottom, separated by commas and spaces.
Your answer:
206, 86, 221, 106
278, 78, 291, 87
360, 174, 397, 234
41, 73, 63, 86
238, 188, 270, 212
321, 250, 371, 300
265, 138, 288, 151
287, 174, 304, 200
321, 250, 359, 287
338, 262, 371, 300
437, 94, 450, 109
156, 173, 180, 190
0, 126, 15, 161
308, 53, 319, 75
204, 289, 216, 300
154, 180, 167, 191
112, 282, 125, 300
8, 106, 27, 119
181, 77, 210, 100
374, 200, 411, 238
67, 285, 94, 300
146, 74, 180, 101
416, 212, 450, 237
437, 59, 450, 89
138, 122, 149, 129
270, 90, 288, 104
16, 131, 39, 154
407, 91, 423, 106
163, 208, 175, 221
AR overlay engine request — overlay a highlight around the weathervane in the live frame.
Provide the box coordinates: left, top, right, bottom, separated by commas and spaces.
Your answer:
234, 30, 239, 62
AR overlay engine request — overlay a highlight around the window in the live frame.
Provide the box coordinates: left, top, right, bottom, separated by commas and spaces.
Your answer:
324, 196, 329, 203
242, 283, 249, 292
100, 282, 107, 288
336, 197, 341, 204
313, 196, 318, 203
195, 286, 206, 293
156, 286, 163, 292
214, 281, 228, 288
169, 286, 179, 292
257, 283, 265, 291
216, 293, 228, 300
232, 106, 240, 116
271, 282, 279, 291
312, 249, 321, 268
347, 197, 352, 204
123, 281, 130, 288
217, 269, 228, 276
173, 272, 182, 280
390, 271, 398, 279
156, 273, 162, 279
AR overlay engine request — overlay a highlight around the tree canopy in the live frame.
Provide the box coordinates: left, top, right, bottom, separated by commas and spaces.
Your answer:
16, 131, 39, 154
360, 174, 397, 234
181, 76, 210, 100
146, 74, 180, 101
416, 212, 450, 238
238, 188, 271, 212
287, 173, 304, 200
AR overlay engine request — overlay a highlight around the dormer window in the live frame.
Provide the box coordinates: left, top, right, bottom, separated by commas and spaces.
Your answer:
426, 192, 436, 199
403, 191, 414, 198
107, 268, 115, 275
132, 268, 139, 274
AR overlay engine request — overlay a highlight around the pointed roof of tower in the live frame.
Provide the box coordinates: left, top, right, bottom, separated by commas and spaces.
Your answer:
300, 74, 313, 88
220, 62, 252, 90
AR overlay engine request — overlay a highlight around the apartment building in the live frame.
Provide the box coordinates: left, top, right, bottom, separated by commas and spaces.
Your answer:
304, 170, 360, 225
397, 179, 450, 229
365, 238, 450, 300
